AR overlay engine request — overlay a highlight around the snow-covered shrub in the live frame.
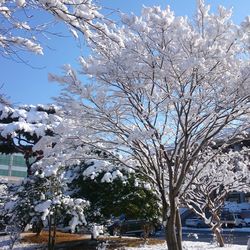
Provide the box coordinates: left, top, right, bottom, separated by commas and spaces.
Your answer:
69, 167, 161, 224
4, 170, 89, 234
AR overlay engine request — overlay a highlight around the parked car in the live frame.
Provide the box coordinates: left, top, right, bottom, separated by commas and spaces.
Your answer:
221, 213, 246, 228
185, 216, 208, 228
244, 218, 250, 227
107, 219, 159, 237
240, 210, 250, 227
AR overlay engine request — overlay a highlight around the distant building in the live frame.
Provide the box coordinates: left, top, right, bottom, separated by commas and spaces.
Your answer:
0, 154, 27, 183
227, 191, 250, 204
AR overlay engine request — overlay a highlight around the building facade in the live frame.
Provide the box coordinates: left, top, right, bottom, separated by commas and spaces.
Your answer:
0, 154, 27, 183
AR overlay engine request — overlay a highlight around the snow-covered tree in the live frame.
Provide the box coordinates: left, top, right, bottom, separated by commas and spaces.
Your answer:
0, 0, 109, 61
183, 146, 250, 247
34, 1, 250, 249
69, 163, 161, 224
4, 167, 89, 236
0, 178, 22, 247
0, 104, 61, 175
0, 104, 90, 248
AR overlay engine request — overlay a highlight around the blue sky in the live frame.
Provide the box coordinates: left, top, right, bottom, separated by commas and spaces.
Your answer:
1, 0, 250, 105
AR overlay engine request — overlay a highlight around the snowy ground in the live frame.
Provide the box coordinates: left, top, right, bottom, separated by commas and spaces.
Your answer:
125, 241, 249, 250
0, 235, 42, 250
0, 234, 249, 250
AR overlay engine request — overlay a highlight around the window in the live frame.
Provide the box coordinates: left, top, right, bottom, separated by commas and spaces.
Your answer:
13, 155, 26, 167
245, 194, 250, 203
0, 169, 8, 176
0, 155, 11, 165
11, 170, 27, 177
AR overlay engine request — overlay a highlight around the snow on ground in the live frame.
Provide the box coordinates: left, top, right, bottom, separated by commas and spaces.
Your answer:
0, 234, 249, 250
125, 241, 248, 250
0, 235, 42, 250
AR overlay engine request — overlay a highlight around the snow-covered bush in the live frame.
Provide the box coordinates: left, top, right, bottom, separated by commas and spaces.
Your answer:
4, 170, 89, 235
68, 163, 161, 224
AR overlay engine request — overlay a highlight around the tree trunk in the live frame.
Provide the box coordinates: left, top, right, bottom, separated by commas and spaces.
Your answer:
161, 192, 169, 223
212, 213, 224, 247
35, 219, 43, 236
212, 226, 224, 247
51, 208, 57, 250
166, 195, 182, 250
176, 208, 183, 250
25, 160, 32, 176
166, 214, 179, 250
48, 213, 52, 250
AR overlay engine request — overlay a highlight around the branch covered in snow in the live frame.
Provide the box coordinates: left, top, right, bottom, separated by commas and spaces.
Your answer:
0, 103, 61, 175
0, 0, 107, 60
183, 146, 249, 245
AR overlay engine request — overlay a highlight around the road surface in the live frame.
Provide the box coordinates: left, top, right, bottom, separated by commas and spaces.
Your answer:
156, 227, 250, 246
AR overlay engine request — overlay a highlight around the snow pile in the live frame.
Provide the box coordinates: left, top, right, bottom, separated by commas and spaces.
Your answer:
92, 224, 104, 239
1, 239, 245, 250
82, 160, 113, 179
0, 235, 41, 250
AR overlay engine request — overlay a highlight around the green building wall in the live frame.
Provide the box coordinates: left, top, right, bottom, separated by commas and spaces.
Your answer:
0, 154, 27, 179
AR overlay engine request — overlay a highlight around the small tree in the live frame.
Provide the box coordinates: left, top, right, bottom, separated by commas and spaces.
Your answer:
4, 167, 89, 250
183, 146, 250, 247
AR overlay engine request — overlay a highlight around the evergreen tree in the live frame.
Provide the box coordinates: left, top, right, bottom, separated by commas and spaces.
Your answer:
69, 164, 161, 224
